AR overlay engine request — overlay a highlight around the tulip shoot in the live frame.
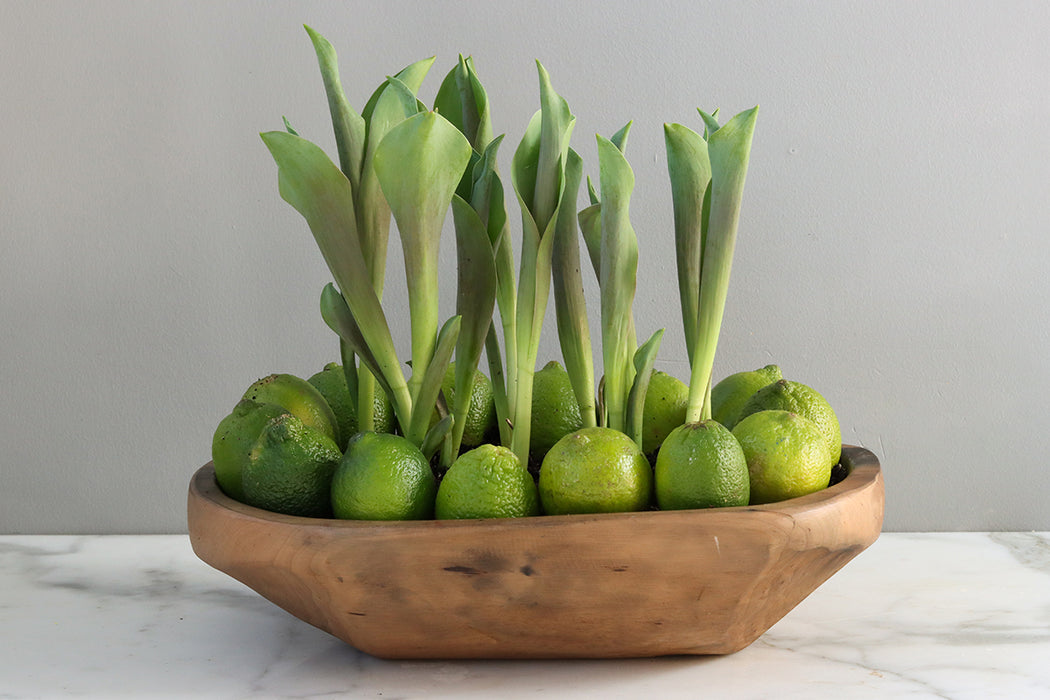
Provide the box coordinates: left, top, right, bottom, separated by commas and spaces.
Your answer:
665, 106, 758, 424
507, 62, 575, 465
266, 27, 758, 468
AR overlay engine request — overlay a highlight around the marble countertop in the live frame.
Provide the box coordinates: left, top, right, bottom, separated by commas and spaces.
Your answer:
2, 532, 1048, 699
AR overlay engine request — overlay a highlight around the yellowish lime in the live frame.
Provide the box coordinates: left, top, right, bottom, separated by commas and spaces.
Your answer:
732, 409, 832, 504
710, 364, 782, 429
641, 370, 689, 456
736, 379, 841, 465
654, 420, 749, 509
538, 427, 652, 515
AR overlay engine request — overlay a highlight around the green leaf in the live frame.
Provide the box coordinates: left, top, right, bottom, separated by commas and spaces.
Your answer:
304, 25, 366, 193
509, 217, 557, 462
449, 194, 498, 459
338, 338, 358, 422
373, 111, 473, 398
472, 136, 516, 437
282, 116, 298, 136
434, 55, 492, 152
686, 106, 758, 422
625, 328, 665, 449
318, 282, 409, 430
698, 108, 721, 139
357, 74, 427, 293
260, 131, 410, 420
532, 61, 575, 234
433, 58, 466, 134
513, 196, 554, 373
664, 122, 711, 362
506, 65, 575, 464
421, 415, 454, 461
362, 57, 434, 123
596, 133, 639, 432
463, 57, 493, 149
577, 202, 602, 280
551, 148, 596, 428
470, 135, 508, 244
586, 175, 600, 206
511, 111, 542, 221
610, 121, 632, 153
471, 137, 515, 345
484, 325, 511, 446
406, 315, 462, 445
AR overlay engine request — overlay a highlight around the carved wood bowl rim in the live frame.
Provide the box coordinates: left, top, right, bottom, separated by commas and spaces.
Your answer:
189, 444, 879, 529
187, 444, 883, 659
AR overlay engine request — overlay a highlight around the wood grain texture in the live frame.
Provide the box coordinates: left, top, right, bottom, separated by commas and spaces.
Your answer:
187, 445, 883, 659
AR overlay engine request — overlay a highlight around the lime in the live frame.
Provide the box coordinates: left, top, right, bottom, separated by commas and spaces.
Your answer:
641, 370, 689, 456
538, 427, 652, 515
710, 364, 782, 428
242, 413, 342, 517
530, 361, 584, 461
654, 420, 749, 509
211, 399, 292, 502
331, 432, 436, 520
736, 379, 841, 465
732, 410, 832, 504
242, 373, 340, 446
308, 363, 394, 448
438, 364, 498, 448
435, 444, 539, 519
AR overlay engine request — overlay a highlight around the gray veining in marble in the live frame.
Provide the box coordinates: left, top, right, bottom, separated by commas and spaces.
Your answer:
1, 533, 1048, 699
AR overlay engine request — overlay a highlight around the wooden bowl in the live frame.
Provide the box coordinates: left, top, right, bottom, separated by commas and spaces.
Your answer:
187, 445, 883, 659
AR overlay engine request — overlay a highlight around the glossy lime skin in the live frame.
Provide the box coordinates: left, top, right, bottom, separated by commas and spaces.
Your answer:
331, 432, 436, 521
539, 427, 652, 515
242, 413, 342, 518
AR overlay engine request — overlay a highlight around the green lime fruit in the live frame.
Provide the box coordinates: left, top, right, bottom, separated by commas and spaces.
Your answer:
435, 444, 539, 520
710, 364, 782, 429
641, 371, 689, 456
654, 420, 749, 510
331, 432, 436, 520
211, 399, 292, 502
241, 373, 340, 446
736, 379, 841, 465
241, 413, 342, 517
438, 364, 497, 448
530, 361, 584, 461
538, 427, 652, 515
308, 363, 394, 449
732, 410, 833, 505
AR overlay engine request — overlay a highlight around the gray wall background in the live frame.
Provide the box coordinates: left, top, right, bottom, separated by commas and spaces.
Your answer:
2, 1, 1047, 533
